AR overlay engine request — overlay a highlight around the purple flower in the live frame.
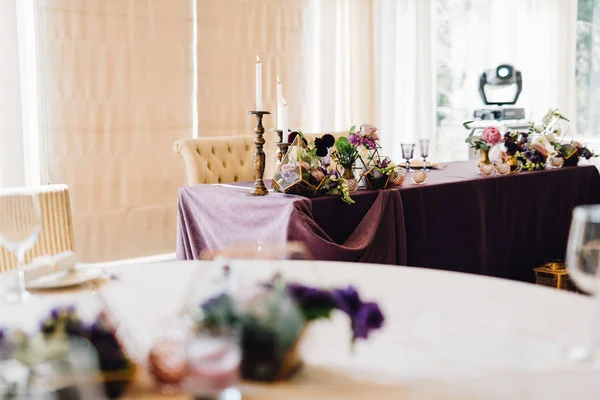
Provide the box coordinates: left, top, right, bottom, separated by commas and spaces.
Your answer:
327, 170, 340, 179
314, 138, 329, 157
287, 283, 336, 320
288, 131, 308, 146
322, 134, 336, 148
50, 308, 61, 319
352, 302, 385, 340
332, 286, 362, 316
363, 137, 377, 150
349, 133, 363, 147
376, 158, 391, 169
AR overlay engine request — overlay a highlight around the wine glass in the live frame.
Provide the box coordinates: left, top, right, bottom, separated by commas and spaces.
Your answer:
0, 190, 42, 303
401, 143, 415, 172
419, 138, 430, 172
566, 205, 600, 363
184, 326, 241, 399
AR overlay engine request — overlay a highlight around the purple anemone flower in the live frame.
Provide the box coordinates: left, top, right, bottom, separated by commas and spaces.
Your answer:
331, 285, 362, 316
352, 302, 385, 340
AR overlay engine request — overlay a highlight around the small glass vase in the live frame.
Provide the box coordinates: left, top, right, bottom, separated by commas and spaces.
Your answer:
549, 156, 564, 168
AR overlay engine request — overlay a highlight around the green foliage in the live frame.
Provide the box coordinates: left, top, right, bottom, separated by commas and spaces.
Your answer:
332, 137, 359, 166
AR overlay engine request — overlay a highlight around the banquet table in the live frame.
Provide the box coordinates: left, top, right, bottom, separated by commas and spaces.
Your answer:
177, 162, 600, 282
1, 261, 600, 399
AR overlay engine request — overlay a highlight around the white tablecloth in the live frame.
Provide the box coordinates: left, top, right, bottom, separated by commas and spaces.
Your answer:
1, 260, 599, 399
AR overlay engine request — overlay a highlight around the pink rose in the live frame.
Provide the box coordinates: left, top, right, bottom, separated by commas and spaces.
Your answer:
360, 124, 379, 141
532, 144, 548, 157
310, 169, 325, 181
481, 127, 502, 145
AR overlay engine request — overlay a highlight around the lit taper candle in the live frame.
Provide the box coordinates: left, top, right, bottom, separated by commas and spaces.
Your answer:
255, 55, 263, 111
276, 76, 283, 130
281, 97, 288, 142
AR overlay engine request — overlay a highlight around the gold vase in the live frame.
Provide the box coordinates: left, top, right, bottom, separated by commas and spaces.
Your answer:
341, 164, 358, 193
507, 155, 522, 174
478, 149, 491, 167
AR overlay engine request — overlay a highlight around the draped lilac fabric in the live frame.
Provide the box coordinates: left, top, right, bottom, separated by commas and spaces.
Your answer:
176, 162, 600, 282
176, 184, 406, 265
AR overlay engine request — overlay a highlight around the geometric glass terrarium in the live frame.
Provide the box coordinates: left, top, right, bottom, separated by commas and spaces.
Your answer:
272, 134, 326, 197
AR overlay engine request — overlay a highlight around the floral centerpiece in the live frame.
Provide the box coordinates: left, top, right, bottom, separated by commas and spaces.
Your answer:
272, 131, 356, 204
465, 108, 599, 171
0, 307, 136, 398
272, 132, 328, 197
335, 123, 405, 190
198, 271, 385, 382
348, 124, 381, 166
362, 158, 405, 190
540, 109, 597, 166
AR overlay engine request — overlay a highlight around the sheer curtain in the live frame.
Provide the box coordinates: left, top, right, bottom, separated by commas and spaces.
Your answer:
436, 0, 578, 161
0, 0, 25, 187
373, 0, 437, 162
303, 0, 436, 162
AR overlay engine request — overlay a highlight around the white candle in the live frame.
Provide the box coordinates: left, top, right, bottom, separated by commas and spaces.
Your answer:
276, 76, 283, 130
281, 97, 288, 142
255, 55, 263, 111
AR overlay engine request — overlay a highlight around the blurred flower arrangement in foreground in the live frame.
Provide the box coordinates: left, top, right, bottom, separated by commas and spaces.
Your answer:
198, 270, 384, 381
0, 306, 135, 398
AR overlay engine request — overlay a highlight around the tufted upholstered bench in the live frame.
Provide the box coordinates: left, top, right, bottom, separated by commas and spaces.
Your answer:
173, 136, 256, 185
173, 132, 348, 186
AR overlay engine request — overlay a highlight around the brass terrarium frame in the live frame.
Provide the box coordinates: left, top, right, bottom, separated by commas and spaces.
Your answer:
271, 134, 326, 197
361, 156, 405, 190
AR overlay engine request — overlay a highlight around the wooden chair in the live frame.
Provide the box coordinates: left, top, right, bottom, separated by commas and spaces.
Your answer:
0, 184, 75, 272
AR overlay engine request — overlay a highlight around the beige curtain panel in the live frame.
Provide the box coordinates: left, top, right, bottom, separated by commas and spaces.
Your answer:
35, 0, 194, 262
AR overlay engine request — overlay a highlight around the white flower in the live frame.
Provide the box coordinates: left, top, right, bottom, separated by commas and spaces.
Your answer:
489, 143, 507, 163
530, 134, 554, 155
545, 133, 557, 143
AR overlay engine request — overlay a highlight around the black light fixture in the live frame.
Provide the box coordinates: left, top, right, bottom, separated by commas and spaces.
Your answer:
474, 64, 525, 121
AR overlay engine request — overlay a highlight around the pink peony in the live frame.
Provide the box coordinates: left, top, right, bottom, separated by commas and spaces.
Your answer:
360, 124, 379, 141
481, 127, 502, 145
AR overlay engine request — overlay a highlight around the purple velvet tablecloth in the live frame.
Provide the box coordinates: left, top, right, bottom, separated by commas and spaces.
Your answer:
176, 162, 600, 282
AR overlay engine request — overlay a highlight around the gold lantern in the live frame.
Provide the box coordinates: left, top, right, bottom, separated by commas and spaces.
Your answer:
533, 260, 578, 292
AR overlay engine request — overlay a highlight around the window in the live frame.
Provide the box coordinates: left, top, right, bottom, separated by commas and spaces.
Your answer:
576, 0, 600, 136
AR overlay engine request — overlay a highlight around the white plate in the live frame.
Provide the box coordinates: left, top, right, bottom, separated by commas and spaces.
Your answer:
26, 267, 103, 290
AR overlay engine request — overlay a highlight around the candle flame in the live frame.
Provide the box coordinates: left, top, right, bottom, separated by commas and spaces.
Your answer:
256, 55, 260, 64
277, 75, 281, 84
282, 97, 287, 107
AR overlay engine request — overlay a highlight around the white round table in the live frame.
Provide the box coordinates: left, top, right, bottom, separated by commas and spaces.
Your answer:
1, 260, 599, 399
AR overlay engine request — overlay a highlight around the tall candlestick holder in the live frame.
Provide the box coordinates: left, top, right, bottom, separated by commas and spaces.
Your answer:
248, 111, 270, 196
270, 129, 291, 169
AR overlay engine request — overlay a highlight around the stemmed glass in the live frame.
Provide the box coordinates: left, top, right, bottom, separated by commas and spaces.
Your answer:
0, 190, 42, 303
419, 139, 430, 172
401, 143, 415, 173
566, 205, 600, 363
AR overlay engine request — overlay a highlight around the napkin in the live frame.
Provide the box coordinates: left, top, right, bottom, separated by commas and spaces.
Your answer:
23, 251, 78, 284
